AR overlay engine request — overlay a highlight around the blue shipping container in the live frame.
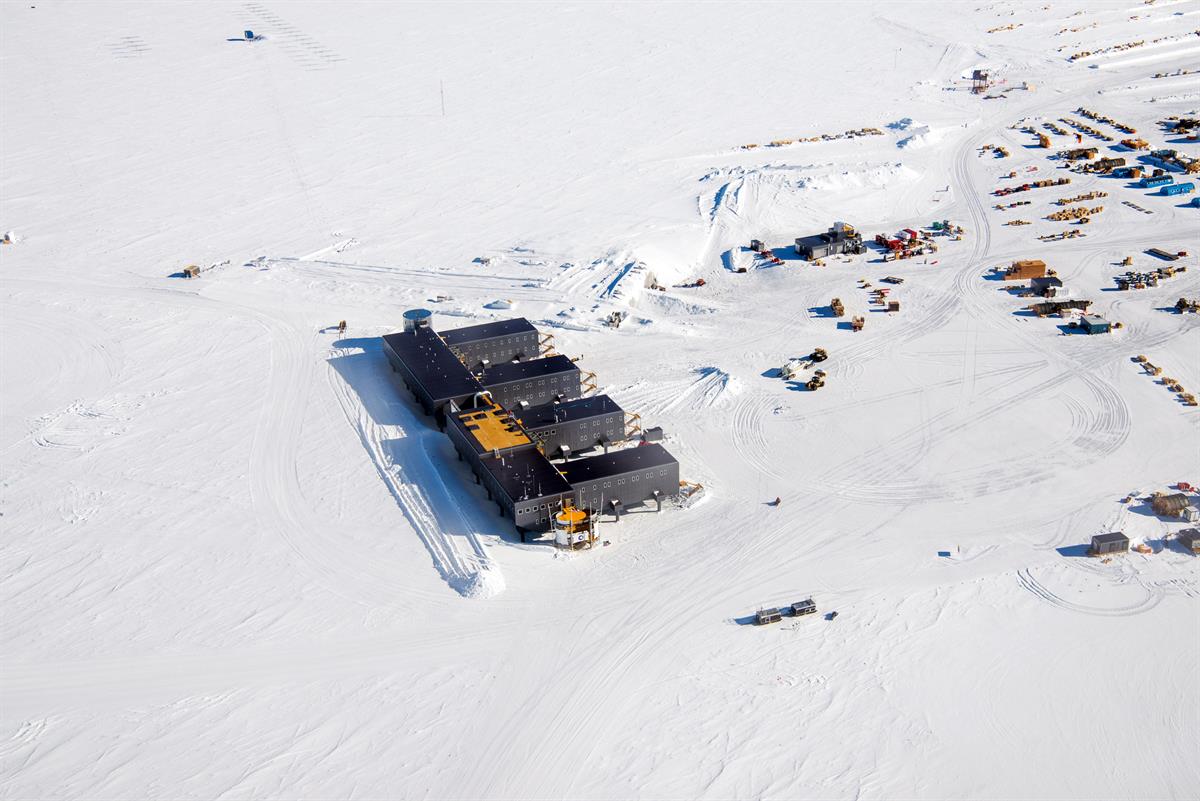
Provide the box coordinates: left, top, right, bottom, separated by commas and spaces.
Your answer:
1142, 175, 1174, 188
1162, 182, 1195, 196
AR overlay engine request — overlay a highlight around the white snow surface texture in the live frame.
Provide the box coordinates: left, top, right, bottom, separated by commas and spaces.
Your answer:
2, 1, 1199, 799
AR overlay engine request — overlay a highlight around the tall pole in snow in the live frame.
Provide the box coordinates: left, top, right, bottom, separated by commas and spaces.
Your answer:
440, 80, 446, 117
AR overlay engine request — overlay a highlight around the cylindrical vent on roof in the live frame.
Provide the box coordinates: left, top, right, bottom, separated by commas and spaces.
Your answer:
403, 308, 433, 333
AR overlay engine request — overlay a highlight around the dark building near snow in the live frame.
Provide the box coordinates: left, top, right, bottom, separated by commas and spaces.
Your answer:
479, 355, 581, 410
558, 443, 681, 519
1090, 532, 1129, 556
1030, 276, 1064, 297
382, 325, 486, 421
517, 395, 628, 458
440, 318, 540, 370
794, 222, 864, 261
388, 313, 680, 537
1177, 528, 1200, 554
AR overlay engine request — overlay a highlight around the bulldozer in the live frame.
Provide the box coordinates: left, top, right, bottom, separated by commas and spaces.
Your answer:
810, 347, 828, 363
806, 370, 826, 391
830, 298, 845, 317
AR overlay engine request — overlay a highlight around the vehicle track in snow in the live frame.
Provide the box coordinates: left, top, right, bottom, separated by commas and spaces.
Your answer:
1015, 567, 1164, 617
729, 392, 784, 483
245, 314, 411, 607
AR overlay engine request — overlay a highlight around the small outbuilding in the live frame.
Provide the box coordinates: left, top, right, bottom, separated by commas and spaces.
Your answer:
1030, 276, 1064, 297
1079, 315, 1111, 335
1090, 532, 1129, 556
756, 608, 782, 625
794, 222, 864, 261
791, 599, 817, 616
1151, 492, 1191, 518
1004, 259, 1047, 280
1177, 528, 1200, 554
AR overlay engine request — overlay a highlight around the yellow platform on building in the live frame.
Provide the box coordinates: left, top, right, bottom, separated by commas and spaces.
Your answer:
457, 403, 530, 452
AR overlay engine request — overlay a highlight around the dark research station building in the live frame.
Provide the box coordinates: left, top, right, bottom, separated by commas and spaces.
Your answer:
382, 309, 680, 541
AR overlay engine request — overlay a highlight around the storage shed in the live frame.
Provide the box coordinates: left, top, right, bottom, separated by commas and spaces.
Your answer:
755, 608, 782, 625
1090, 532, 1129, 555
1030, 276, 1064, 297
1079, 315, 1111, 335
1151, 492, 1191, 518
1177, 528, 1200, 554
1004, 259, 1046, 280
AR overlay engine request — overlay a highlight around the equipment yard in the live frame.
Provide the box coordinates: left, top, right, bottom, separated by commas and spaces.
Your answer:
2, 2, 1198, 799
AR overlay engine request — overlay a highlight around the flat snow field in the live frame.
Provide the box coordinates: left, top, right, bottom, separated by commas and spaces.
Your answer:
2, 1, 1199, 799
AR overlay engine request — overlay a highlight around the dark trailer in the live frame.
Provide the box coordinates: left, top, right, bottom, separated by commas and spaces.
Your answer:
517, 394, 627, 458
480, 355, 581, 410
440, 318, 540, 370
382, 327, 484, 423
559, 443, 679, 519
1090, 532, 1129, 556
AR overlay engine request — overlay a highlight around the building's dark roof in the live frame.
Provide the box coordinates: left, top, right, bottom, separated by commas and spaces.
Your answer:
795, 226, 860, 249
559, 443, 677, 485
382, 328, 483, 401
795, 233, 831, 250
1178, 528, 1200, 545
481, 447, 572, 502
518, 395, 623, 429
440, 318, 536, 346
480, 354, 578, 387
1031, 276, 1064, 288
1092, 531, 1129, 545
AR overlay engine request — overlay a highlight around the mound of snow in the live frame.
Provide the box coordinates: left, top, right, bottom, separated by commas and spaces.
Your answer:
890, 117, 943, 150
457, 564, 506, 599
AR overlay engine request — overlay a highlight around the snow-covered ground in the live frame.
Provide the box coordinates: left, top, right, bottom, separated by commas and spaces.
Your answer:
3, 1, 1199, 798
